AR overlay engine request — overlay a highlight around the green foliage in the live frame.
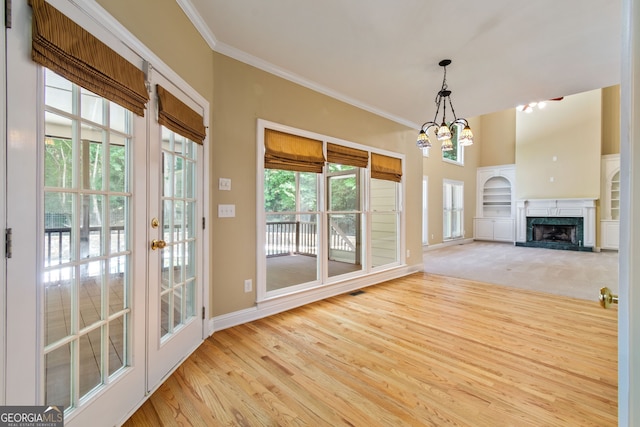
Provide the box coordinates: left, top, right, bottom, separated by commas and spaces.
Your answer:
264, 169, 296, 213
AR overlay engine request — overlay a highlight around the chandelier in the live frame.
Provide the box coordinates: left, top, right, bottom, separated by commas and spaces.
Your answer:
416, 59, 473, 151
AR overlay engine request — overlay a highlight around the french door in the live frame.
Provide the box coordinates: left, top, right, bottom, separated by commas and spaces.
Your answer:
4, 0, 204, 423
146, 75, 204, 391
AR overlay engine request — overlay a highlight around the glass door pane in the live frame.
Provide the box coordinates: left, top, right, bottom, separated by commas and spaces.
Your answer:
159, 129, 198, 340
43, 69, 133, 412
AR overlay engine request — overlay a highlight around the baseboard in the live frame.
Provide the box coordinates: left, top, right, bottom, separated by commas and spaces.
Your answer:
423, 238, 474, 252
208, 263, 422, 334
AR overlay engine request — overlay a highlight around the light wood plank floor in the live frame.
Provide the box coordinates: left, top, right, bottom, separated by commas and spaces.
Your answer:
124, 273, 617, 426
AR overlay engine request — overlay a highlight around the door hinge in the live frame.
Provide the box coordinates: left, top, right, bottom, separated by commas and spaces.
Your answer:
5, 0, 11, 28
202, 306, 205, 320
202, 217, 205, 230
5, 228, 12, 258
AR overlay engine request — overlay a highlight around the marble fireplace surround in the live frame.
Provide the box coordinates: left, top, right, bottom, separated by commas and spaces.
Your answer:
515, 199, 597, 250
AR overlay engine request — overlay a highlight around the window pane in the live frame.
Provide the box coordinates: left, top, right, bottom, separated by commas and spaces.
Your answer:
44, 192, 73, 266
81, 194, 103, 258
109, 255, 126, 315
44, 136, 73, 189
81, 88, 103, 124
264, 169, 296, 213
45, 343, 71, 409
79, 260, 103, 329
109, 137, 127, 192
79, 328, 103, 398
370, 178, 397, 211
45, 267, 74, 346
109, 196, 127, 254
109, 101, 128, 133
328, 213, 362, 277
371, 213, 398, 268
108, 315, 126, 376
45, 69, 72, 114
266, 213, 319, 291
328, 171, 358, 211
299, 172, 318, 212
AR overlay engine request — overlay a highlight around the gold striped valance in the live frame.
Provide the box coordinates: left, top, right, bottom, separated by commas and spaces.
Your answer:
264, 129, 325, 173
327, 143, 369, 168
157, 85, 206, 144
371, 153, 402, 183
29, 0, 149, 116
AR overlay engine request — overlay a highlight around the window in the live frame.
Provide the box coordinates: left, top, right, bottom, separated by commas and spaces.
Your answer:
442, 123, 464, 165
443, 180, 464, 240
258, 121, 403, 299
422, 176, 429, 246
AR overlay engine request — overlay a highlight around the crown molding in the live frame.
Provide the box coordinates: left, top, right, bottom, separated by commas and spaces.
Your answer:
176, 0, 419, 130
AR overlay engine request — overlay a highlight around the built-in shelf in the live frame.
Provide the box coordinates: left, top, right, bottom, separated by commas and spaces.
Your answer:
601, 154, 620, 250
475, 165, 515, 242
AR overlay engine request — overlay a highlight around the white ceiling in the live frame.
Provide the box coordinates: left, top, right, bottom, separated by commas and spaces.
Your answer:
177, 0, 622, 129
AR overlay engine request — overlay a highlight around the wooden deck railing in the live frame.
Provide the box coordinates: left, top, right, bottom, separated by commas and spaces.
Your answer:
266, 220, 355, 257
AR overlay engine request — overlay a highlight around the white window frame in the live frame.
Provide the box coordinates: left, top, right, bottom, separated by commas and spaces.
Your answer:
443, 179, 464, 240
441, 123, 465, 166
256, 119, 405, 303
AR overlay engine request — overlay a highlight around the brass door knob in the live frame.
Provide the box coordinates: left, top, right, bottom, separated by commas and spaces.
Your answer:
151, 239, 167, 250
599, 287, 619, 309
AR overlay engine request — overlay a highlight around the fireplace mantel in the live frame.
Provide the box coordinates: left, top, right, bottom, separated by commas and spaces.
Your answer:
515, 198, 597, 248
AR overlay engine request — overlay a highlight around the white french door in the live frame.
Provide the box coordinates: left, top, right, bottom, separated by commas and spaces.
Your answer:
146, 76, 204, 391
5, 12, 147, 425
4, 0, 205, 424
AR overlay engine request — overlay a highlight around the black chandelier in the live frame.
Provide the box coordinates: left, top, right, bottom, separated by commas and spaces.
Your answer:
416, 59, 473, 150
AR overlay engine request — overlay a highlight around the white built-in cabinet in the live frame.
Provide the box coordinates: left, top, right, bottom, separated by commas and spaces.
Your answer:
474, 164, 516, 242
600, 154, 620, 250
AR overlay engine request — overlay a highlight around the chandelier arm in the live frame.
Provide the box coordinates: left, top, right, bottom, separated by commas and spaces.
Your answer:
447, 95, 458, 122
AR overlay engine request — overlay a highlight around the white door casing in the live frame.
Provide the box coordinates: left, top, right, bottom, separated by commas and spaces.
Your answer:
619, 0, 639, 423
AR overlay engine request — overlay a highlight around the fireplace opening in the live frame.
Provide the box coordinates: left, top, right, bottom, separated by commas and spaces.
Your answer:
533, 224, 577, 244
517, 216, 588, 251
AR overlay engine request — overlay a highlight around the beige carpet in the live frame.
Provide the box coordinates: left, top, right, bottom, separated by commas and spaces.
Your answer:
423, 241, 619, 301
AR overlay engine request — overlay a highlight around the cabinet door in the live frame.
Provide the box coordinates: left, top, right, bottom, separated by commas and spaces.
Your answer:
493, 219, 515, 242
474, 219, 495, 240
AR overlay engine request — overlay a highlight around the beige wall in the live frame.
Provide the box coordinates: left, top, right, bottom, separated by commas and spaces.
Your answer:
478, 109, 516, 167
211, 53, 422, 315
602, 85, 621, 155
515, 89, 602, 199
96, 0, 422, 318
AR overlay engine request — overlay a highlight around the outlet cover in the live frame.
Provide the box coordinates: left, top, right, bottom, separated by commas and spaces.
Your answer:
244, 279, 252, 293
219, 177, 231, 191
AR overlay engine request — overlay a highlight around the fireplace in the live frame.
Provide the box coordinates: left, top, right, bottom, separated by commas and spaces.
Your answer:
515, 199, 596, 251
520, 217, 586, 250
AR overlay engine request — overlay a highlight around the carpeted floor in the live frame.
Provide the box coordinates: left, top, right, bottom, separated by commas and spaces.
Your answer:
423, 241, 619, 301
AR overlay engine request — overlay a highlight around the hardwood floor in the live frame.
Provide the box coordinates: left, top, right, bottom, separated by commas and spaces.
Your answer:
123, 273, 617, 426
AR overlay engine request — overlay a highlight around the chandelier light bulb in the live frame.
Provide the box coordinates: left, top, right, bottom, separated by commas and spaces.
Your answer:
437, 122, 452, 141
441, 138, 453, 151
459, 125, 474, 146
416, 130, 431, 148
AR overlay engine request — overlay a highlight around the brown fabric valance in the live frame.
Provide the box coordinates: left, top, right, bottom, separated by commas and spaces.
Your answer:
264, 129, 325, 173
371, 153, 402, 183
326, 143, 369, 168
157, 85, 206, 144
29, 0, 149, 116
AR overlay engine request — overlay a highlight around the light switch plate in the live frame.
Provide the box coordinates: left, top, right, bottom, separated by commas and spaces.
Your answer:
218, 204, 235, 217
